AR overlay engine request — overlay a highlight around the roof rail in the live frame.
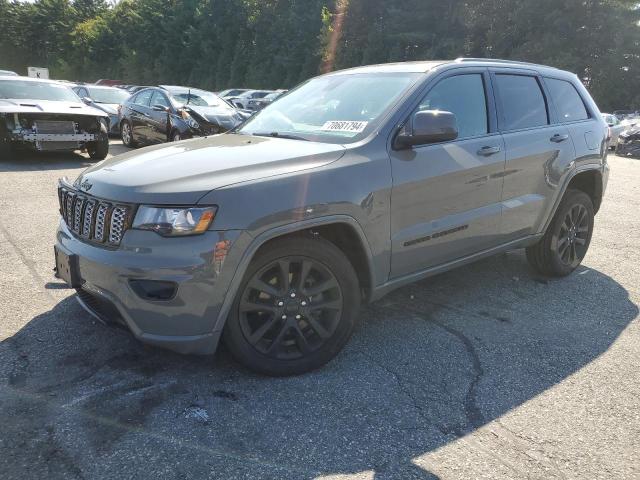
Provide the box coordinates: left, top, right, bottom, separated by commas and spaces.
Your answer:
455, 57, 556, 69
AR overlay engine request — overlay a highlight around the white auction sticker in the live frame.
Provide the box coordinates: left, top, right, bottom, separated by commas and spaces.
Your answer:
321, 120, 368, 133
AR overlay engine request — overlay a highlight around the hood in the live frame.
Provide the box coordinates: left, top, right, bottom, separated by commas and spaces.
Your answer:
0, 99, 108, 117
93, 102, 119, 115
184, 104, 241, 125
74, 133, 346, 204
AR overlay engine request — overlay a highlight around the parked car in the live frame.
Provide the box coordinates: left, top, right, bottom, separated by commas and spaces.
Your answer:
227, 90, 272, 110
72, 84, 130, 135
613, 110, 637, 121
0, 69, 18, 76
0, 76, 109, 159
218, 88, 251, 99
54, 58, 608, 375
95, 79, 123, 87
246, 90, 287, 112
615, 124, 640, 157
118, 85, 245, 147
602, 113, 625, 149
126, 85, 153, 94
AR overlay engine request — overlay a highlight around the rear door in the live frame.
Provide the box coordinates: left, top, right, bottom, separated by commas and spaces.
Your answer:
492, 70, 575, 241
389, 69, 506, 277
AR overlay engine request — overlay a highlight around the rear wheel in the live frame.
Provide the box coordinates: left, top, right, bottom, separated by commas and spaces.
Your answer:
223, 236, 360, 376
526, 189, 594, 277
171, 130, 181, 142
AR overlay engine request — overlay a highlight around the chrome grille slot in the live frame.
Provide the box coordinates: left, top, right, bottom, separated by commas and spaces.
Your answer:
109, 206, 127, 244
73, 196, 85, 233
82, 200, 96, 238
57, 185, 132, 247
94, 203, 110, 242
65, 192, 76, 225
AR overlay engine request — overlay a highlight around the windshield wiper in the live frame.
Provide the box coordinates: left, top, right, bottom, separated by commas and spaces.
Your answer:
250, 131, 309, 141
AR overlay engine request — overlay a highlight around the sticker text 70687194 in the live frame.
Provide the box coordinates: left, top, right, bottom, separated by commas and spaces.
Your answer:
321, 121, 368, 134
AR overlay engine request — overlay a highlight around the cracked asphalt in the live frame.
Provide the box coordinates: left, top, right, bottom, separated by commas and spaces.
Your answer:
1, 141, 639, 479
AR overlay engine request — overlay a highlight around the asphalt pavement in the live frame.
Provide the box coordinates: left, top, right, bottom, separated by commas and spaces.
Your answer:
0, 141, 638, 479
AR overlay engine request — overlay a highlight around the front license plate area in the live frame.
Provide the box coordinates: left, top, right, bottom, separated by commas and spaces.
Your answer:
54, 246, 82, 288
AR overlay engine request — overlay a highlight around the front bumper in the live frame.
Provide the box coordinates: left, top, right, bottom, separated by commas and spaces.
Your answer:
56, 219, 245, 355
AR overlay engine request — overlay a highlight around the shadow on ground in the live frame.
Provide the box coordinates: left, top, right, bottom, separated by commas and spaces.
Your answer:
0, 250, 637, 479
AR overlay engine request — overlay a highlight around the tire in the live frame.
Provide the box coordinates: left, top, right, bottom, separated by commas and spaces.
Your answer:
120, 120, 137, 148
526, 189, 594, 277
87, 132, 109, 160
0, 138, 13, 161
171, 130, 181, 142
223, 235, 361, 376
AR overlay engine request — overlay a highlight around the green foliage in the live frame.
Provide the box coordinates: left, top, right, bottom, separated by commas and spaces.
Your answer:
0, 0, 638, 110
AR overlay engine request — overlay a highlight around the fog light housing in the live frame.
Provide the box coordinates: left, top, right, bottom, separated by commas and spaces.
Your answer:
129, 279, 177, 301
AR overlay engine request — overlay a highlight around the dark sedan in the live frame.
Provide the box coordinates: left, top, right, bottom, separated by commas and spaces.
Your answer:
246, 90, 287, 111
118, 86, 245, 147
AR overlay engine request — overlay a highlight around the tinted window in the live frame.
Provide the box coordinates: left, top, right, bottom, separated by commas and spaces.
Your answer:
418, 74, 488, 139
545, 78, 589, 122
496, 75, 548, 130
133, 89, 153, 107
151, 91, 171, 108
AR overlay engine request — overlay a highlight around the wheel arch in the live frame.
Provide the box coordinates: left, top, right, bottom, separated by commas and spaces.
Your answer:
566, 168, 603, 214
542, 165, 604, 234
213, 215, 376, 333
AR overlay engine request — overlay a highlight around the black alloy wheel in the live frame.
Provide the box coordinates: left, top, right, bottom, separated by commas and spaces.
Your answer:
526, 189, 594, 277
224, 235, 360, 376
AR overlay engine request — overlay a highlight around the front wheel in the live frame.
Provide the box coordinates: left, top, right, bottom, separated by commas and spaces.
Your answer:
87, 133, 109, 160
120, 121, 137, 148
526, 189, 594, 277
223, 236, 360, 376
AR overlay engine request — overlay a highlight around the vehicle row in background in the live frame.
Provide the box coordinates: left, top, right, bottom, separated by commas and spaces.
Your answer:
0, 75, 109, 159
118, 85, 249, 147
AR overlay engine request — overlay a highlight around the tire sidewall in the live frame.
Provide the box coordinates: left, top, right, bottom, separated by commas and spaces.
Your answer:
223, 236, 360, 376
121, 121, 134, 147
547, 190, 594, 276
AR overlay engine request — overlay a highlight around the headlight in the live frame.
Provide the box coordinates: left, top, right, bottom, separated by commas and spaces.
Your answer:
132, 206, 216, 236
180, 110, 200, 129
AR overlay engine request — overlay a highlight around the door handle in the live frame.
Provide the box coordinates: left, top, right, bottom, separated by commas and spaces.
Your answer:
477, 145, 501, 156
550, 133, 569, 143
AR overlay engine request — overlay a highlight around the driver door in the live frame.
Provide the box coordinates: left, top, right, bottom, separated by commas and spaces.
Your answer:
389, 70, 506, 278
148, 91, 172, 143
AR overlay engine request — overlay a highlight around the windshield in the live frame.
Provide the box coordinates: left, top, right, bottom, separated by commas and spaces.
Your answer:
167, 88, 224, 107
238, 72, 421, 143
86, 87, 129, 104
0, 80, 80, 102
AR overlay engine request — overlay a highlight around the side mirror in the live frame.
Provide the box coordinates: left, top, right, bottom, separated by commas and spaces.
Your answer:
152, 104, 170, 113
81, 97, 93, 105
394, 110, 458, 149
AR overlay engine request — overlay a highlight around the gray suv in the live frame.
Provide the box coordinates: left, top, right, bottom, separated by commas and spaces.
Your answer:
54, 59, 609, 375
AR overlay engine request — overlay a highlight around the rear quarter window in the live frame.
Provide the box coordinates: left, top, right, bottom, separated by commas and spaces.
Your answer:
495, 74, 548, 131
545, 78, 589, 122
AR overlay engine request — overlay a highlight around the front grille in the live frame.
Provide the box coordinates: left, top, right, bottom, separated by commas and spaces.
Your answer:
58, 186, 133, 246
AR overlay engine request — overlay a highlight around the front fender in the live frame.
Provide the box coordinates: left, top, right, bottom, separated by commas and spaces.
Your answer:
210, 215, 376, 335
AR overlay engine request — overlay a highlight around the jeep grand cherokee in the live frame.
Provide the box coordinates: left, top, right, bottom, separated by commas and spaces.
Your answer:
54, 58, 609, 375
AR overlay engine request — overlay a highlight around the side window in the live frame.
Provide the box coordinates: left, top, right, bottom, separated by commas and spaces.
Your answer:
495, 74, 548, 130
151, 91, 170, 108
134, 89, 153, 107
417, 74, 488, 139
545, 78, 589, 122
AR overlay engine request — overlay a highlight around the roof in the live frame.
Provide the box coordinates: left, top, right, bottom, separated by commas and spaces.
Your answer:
329, 58, 565, 76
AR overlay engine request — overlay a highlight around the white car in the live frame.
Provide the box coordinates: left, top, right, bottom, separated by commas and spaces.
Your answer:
602, 113, 626, 149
